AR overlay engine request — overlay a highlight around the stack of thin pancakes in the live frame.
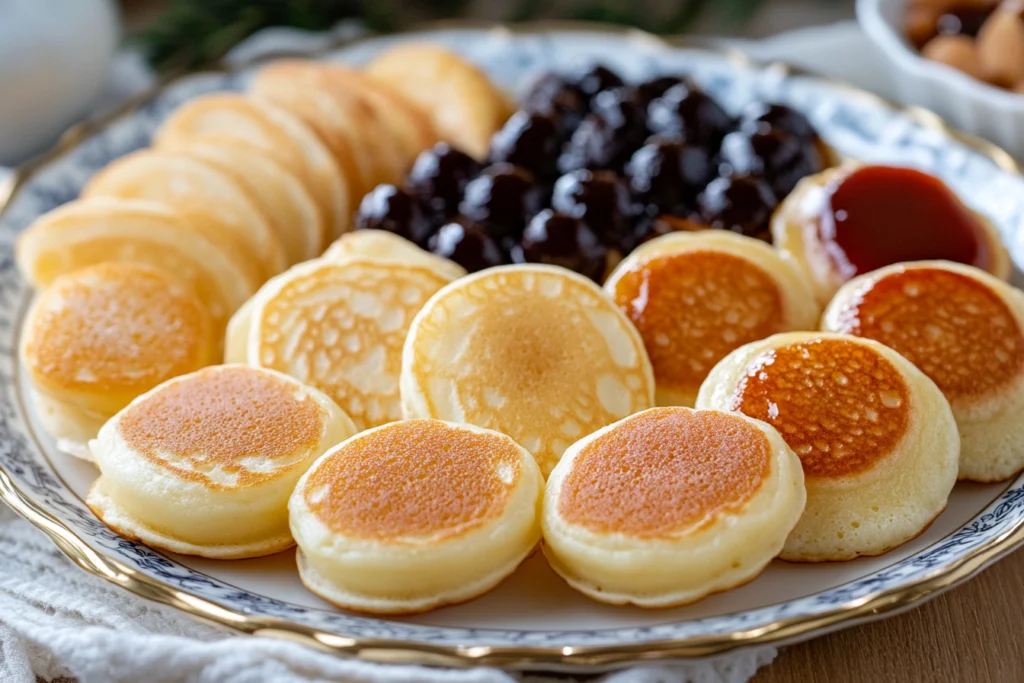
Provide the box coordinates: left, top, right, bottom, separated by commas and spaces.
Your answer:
16, 45, 508, 454
15, 42, 1024, 617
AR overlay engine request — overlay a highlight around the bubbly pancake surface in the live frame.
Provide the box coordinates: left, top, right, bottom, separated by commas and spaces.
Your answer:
26, 264, 211, 396
558, 409, 771, 538
118, 367, 327, 489
304, 420, 520, 542
830, 268, 1024, 401
256, 261, 451, 430
610, 250, 785, 396
729, 338, 910, 478
404, 267, 654, 474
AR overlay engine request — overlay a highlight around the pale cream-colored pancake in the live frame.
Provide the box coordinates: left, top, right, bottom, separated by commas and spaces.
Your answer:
175, 141, 325, 263
224, 296, 254, 365
290, 419, 543, 614
242, 258, 456, 431
402, 264, 655, 477
317, 62, 437, 164
87, 365, 356, 559
697, 332, 959, 562
543, 407, 805, 607
82, 149, 285, 281
772, 162, 1010, 305
250, 65, 401, 205
823, 261, 1024, 482
153, 93, 349, 238
22, 263, 217, 457
604, 231, 819, 407
322, 230, 466, 282
15, 197, 255, 330
365, 44, 510, 159
252, 62, 415, 187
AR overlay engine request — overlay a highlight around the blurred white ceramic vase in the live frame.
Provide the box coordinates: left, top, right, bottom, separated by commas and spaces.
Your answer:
0, 0, 120, 165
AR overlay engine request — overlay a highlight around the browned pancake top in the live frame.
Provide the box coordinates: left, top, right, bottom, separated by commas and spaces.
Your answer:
119, 366, 327, 489
831, 267, 1024, 401
557, 408, 771, 538
731, 338, 910, 479
26, 263, 211, 394
612, 250, 785, 397
305, 420, 521, 542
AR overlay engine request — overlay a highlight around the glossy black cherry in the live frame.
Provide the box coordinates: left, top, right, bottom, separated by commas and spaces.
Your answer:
354, 184, 432, 246
698, 175, 777, 239
429, 219, 508, 272
458, 163, 541, 239
517, 209, 607, 282
489, 110, 562, 180
405, 143, 481, 222
551, 169, 633, 247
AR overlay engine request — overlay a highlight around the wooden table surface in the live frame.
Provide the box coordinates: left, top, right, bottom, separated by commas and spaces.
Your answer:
755, 547, 1024, 682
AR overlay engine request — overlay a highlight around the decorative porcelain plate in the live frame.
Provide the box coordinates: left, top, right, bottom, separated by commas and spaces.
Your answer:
3, 24, 1024, 673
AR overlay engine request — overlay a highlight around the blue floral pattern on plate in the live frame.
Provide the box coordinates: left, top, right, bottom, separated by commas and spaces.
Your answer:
1, 26, 1023, 663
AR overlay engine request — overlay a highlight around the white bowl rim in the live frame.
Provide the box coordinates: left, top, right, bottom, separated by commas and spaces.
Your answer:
857, 0, 1024, 109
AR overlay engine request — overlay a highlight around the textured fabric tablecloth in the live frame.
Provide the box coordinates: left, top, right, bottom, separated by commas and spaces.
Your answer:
0, 21, 890, 683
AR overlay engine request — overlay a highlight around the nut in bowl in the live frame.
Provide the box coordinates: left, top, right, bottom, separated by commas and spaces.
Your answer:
858, 0, 1024, 157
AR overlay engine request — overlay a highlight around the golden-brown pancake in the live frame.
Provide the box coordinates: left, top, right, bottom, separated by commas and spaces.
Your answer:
317, 62, 437, 164
15, 197, 255, 330
290, 419, 543, 613
365, 44, 510, 159
543, 406, 805, 607
401, 264, 655, 477
87, 364, 356, 558
605, 231, 819, 407
697, 332, 959, 561
21, 263, 217, 457
241, 258, 456, 431
82, 149, 286, 281
250, 63, 405, 202
823, 261, 1024, 482
772, 162, 1010, 305
153, 93, 350, 238
176, 141, 325, 263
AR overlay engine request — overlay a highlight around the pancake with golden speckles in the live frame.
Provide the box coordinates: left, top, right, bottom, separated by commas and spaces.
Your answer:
824, 261, 1024, 482
543, 407, 805, 607
21, 263, 217, 458
604, 231, 819, 407
290, 419, 543, 614
86, 365, 356, 559
697, 332, 959, 562
237, 258, 456, 431
401, 264, 655, 477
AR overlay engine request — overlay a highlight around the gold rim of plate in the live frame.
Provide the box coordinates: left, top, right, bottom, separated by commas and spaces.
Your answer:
1, 19, 1022, 669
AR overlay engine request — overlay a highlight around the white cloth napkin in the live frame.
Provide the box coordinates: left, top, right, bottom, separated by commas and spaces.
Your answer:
0, 20, 888, 683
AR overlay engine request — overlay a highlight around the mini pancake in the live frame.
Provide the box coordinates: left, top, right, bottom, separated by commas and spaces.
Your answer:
604, 231, 819, 407
21, 263, 217, 458
401, 264, 655, 477
289, 419, 543, 614
252, 62, 418, 184
823, 261, 1024, 482
322, 230, 466, 282
153, 93, 350, 238
250, 64, 404, 202
365, 44, 510, 159
82, 149, 286, 281
242, 258, 456, 431
87, 365, 356, 559
15, 197, 255, 330
317, 62, 437, 164
696, 332, 959, 562
176, 141, 325, 263
543, 407, 805, 607
772, 162, 1010, 305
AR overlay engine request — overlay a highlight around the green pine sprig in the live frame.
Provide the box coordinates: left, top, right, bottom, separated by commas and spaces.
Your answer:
133, 0, 772, 73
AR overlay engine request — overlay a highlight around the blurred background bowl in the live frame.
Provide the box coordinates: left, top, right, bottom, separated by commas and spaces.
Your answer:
858, 0, 1024, 158
0, 0, 120, 165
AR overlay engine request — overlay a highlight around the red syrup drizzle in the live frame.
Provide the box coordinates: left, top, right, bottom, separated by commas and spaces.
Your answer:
819, 165, 990, 278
